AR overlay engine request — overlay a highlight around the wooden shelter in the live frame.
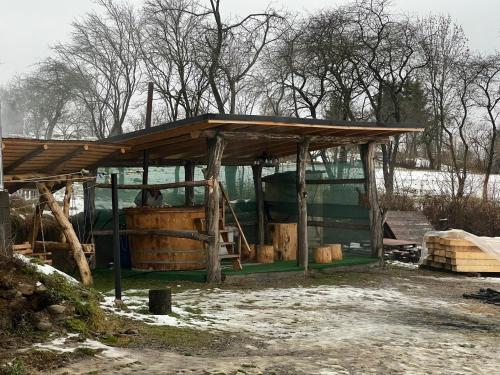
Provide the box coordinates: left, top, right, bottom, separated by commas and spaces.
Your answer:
101, 114, 423, 283
2, 114, 423, 284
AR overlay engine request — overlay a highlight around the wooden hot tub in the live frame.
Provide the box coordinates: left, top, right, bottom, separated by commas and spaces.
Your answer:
124, 206, 206, 271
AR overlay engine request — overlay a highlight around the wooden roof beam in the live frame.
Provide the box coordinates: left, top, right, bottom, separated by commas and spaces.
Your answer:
4, 144, 49, 175
45, 145, 89, 174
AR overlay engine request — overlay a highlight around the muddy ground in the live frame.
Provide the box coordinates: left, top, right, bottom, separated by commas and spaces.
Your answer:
19, 266, 500, 374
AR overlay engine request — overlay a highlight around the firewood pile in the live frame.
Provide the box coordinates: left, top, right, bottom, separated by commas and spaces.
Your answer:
463, 288, 500, 306
422, 236, 500, 273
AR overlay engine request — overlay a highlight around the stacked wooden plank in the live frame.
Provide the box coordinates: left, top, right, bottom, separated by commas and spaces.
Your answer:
424, 236, 500, 273
12, 242, 52, 265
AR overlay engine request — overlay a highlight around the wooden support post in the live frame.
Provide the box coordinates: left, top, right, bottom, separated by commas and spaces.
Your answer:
252, 163, 265, 246
142, 82, 154, 206
37, 182, 93, 285
0, 191, 12, 258
83, 177, 96, 244
297, 139, 310, 270
361, 143, 384, 264
205, 134, 226, 283
60, 179, 73, 243
185, 161, 195, 206
29, 194, 46, 249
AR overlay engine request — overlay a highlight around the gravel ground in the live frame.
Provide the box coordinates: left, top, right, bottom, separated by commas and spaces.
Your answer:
52, 266, 500, 375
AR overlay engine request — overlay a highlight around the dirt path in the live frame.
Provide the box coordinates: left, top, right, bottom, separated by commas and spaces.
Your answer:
54, 268, 500, 374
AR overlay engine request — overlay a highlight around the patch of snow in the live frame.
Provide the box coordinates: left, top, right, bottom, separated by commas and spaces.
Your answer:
14, 253, 79, 284
386, 260, 420, 269
32, 334, 126, 359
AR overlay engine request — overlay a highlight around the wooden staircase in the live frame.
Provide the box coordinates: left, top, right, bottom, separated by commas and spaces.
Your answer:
195, 218, 242, 271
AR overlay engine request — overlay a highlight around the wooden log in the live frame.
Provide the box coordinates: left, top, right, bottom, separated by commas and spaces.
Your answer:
148, 289, 172, 315
205, 135, 225, 283
185, 161, 195, 206
60, 180, 73, 243
34, 241, 94, 253
270, 223, 297, 261
37, 182, 92, 285
256, 245, 274, 264
297, 139, 309, 270
92, 229, 211, 242
252, 163, 265, 246
361, 143, 383, 263
314, 246, 332, 264
95, 180, 211, 190
242, 244, 257, 261
327, 244, 343, 261
0, 191, 12, 258
306, 178, 367, 185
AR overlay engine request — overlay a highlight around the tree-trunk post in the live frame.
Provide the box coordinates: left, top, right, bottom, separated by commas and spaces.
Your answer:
361, 143, 384, 264
185, 161, 195, 206
252, 163, 265, 246
297, 138, 309, 270
37, 182, 93, 285
205, 134, 226, 283
83, 177, 96, 244
60, 179, 73, 243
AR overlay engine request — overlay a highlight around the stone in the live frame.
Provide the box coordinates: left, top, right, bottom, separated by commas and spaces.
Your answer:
35, 320, 52, 331
124, 328, 139, 335
17, 282, 34, 296
47, 304, 66, 315
35, 283, 48, 293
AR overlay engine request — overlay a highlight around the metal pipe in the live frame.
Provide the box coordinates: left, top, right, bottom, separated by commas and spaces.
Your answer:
111, 173, 122, 301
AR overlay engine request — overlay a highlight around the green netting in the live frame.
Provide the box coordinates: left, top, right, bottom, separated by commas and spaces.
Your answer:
94, 149, 371, 257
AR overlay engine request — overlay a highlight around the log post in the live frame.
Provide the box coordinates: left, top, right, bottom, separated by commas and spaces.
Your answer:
83, 174, 96, 244
297, 138, 310, 270
205, 134, 226, 283
37, 182, 93, 285
361, 143, 383, 264
60, 179, 73, 243
185, 161, 195, 206
29, 194, 47, 249
0, 191, 12, 258
252, 163, 265, 246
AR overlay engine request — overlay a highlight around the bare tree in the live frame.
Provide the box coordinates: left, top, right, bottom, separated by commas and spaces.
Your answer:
55, 0, 141, 138
474, 53, 500, 200
348, 0, 428, 194
419, 15, 469, 170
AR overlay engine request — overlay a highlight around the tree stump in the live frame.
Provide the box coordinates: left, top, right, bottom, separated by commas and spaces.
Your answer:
326, 244, 343, 261
242, 244, 257, 261
149, 289, 172, 315
270, 223, 297, 261
314, 246, 332, 264
256, 245, 274, 264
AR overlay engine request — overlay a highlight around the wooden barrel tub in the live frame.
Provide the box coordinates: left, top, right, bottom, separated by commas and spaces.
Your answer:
124, 206, 206, 271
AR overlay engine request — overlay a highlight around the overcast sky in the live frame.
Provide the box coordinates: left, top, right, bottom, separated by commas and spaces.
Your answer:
0, 0, 499, 85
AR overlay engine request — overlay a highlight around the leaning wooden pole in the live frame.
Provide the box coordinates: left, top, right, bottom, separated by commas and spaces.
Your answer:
205, 135, 225, 283
37, 182, 93, 285
297, 139, 310, 270
361, 143, 384, 264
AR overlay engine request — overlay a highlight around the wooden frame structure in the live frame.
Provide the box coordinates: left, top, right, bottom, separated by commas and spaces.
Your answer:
3, 114, 422, 284
103, 114, 422, 282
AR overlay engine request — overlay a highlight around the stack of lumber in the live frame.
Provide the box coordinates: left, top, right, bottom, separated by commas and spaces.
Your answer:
424, 236, 500, 273
12, 242, 52, 265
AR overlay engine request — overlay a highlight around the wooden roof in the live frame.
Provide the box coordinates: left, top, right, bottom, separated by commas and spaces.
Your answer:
107, 114, 423, 166
3, 138, 127, 192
